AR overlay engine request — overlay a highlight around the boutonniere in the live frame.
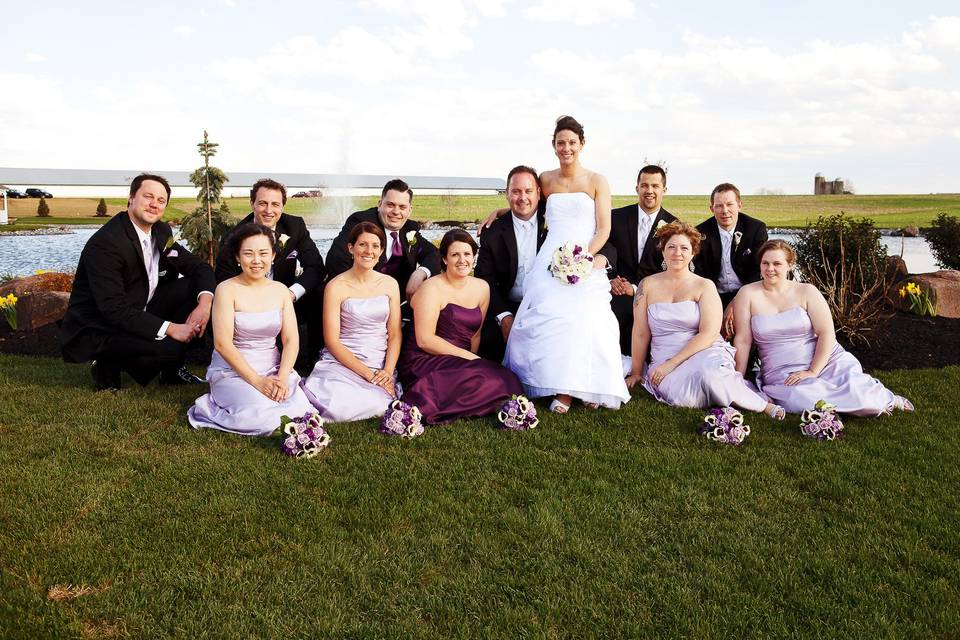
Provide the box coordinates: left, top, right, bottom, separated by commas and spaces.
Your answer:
163, 236, 175, 251
656, 219, 667, 230
278, 233, 290, 249
734, 231, 743, 248
406, 230, 417, 247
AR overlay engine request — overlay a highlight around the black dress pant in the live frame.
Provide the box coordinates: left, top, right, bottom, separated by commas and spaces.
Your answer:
95, 276, 203, 385
611, 292, 634, 356
478, 299, 521, 363
293, 287, 324, 369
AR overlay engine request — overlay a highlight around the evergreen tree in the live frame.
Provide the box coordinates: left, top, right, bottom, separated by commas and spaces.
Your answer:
178, 131, 235, 264
37, 197, 50, 217
95, 198, 108, 217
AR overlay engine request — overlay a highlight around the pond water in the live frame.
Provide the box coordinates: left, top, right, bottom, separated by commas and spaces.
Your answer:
0, 226, 943, 278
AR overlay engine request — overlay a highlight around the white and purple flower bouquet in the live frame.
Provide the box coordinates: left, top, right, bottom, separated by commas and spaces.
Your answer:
279, 411, 331, 458
698, 407, 750, 445
799, 400, 844, 441
548, 242, 594, 285
497, 395, 539, 431
380, 400, 425, 439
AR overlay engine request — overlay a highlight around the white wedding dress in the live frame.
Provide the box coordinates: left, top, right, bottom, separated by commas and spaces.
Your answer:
503, 192, 630, 408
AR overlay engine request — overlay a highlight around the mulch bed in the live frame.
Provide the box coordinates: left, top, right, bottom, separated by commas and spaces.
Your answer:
2, 310, 957, 371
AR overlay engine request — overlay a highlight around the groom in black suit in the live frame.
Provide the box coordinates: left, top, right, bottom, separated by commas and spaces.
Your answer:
694, 182, 768, 335
598, 165, 678, 354
326, 179, 441, 306
60, 174, 216, 390
475, 166, 547, 361
216, 178, 327, 367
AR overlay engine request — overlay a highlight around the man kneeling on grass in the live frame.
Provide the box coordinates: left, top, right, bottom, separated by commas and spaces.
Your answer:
60, 173, 216, 391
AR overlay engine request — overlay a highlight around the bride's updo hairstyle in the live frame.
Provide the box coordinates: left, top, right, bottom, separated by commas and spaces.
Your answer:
554, 115, 585, 143
438, 228, 479, 271
655, 221, 703, 256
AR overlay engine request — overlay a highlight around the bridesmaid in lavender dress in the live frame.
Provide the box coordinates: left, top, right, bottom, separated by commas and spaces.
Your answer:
398, 229, 524, 424
733, 240, 913, 416
625, 221, 785, 418
301, 222, 402, 421
189, 224, 312, 435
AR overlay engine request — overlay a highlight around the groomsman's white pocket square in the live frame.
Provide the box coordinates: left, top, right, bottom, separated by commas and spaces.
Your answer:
158, 270, 167, 277
744, 249, 752, 255
166, 250, 178, 258
286, 250, 298, 260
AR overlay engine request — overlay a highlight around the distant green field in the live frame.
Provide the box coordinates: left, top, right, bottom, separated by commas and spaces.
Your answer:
4, 194, 958, 232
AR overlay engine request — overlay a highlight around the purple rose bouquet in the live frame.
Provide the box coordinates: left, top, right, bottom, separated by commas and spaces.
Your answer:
799, 400, 844, 441
497, 395, 538, 431
380, 400, 424, 438
699, 407, 750, 445
548, 242, 594, 285
279, 411, 331, 458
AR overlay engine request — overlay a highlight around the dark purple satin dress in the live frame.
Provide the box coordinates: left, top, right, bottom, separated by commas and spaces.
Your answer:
399, 303, 523, 424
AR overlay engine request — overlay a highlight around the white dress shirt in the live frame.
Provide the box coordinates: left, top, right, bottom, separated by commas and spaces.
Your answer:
717, 226, 744, 294
132, 224, 169, 339
637, 205, 660, 261
497, 213, 538, 324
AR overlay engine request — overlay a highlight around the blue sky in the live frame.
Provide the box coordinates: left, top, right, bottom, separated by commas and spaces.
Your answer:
2, 0, 958, 194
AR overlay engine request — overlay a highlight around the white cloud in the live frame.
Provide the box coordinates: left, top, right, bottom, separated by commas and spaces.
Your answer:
24, 52, 47, 63
174, 25, 194, 38
523, 0, 635, 25
912, 15, 960, 53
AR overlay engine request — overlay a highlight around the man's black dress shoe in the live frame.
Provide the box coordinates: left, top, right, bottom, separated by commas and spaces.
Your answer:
90, 360, 121, 392
160, 366, 204, 386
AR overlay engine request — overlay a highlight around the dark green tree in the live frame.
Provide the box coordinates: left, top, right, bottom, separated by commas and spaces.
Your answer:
178, 131, 235, 265
37, 197, 50, 217
924, 213, 960, 270
95, 198, 108, 217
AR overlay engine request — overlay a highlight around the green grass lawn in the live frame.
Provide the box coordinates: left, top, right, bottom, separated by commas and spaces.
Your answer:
4, 194, 958, 232
1, 354, 957, 637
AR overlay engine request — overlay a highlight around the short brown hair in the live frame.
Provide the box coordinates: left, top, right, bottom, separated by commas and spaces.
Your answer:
439, 229, 478, 271
757, 239, 796, 265
250, 178, 287, 205
655, 221, 703, 256
348, 220, 386, 248
381, 179, 413, 202
710, 182, 741, 206
507, 165, 540, 188
129, 173, 171, 200
637, 165, 667, 186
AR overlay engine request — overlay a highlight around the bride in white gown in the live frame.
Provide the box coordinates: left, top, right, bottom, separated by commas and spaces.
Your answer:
504, 116, 630, 412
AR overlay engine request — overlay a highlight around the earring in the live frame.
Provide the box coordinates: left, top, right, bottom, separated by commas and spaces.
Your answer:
660, 259, 667, 271
688, 262, 695, 273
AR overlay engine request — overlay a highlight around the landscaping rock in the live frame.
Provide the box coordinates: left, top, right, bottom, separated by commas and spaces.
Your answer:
17, 291, 71, 330
0, 274, 47, 298
886, 255, 908, 281
898, 270, 960, 318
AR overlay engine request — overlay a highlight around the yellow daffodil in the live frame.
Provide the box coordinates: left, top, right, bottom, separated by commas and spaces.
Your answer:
35, 269, 46, 275
898, 287, 906, 298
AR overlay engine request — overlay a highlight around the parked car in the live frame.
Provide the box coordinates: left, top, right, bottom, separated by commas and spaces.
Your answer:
291, 190, 323, 198
3, 189, 27, 198
25, 188, 53, 198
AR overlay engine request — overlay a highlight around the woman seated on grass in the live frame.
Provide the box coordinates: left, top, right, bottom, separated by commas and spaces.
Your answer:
732, 239, 913, 416
397, 229, 523, 424
301, 222, 402, 422
188, 224, 312, 435
626, 221, 784, 419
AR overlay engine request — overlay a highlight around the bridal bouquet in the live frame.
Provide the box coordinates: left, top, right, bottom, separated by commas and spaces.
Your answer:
698, 407, 750, 445
497, 395, 539, 431
279, 411, 331, 458
548, 242, 594, 285
380, 400, 425, 439
799, 400, 844, 441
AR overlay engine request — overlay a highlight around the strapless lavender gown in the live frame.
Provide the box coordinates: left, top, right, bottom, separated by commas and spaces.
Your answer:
301, 295, 396, 422
188, 309, 312, 436
752, 307, 896, 416
398, 303, 523, 424
503, 192, 630, 408
642, 301, 767, 412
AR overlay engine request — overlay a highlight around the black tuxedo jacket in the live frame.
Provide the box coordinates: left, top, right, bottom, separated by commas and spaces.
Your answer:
694, 212, 768, 286
60, 212, 216, 362
599, 204, 679, 284
215, 212, 326, 291
474, 210, 547, 318
326, 208, 441, 296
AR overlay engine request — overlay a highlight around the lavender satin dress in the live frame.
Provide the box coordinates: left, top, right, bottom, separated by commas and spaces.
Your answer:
752, 307, 896, 416
642, 301, 767, 412
398, 303, 523, 424
301, 295, 396, 422
188, 309, 312, 436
